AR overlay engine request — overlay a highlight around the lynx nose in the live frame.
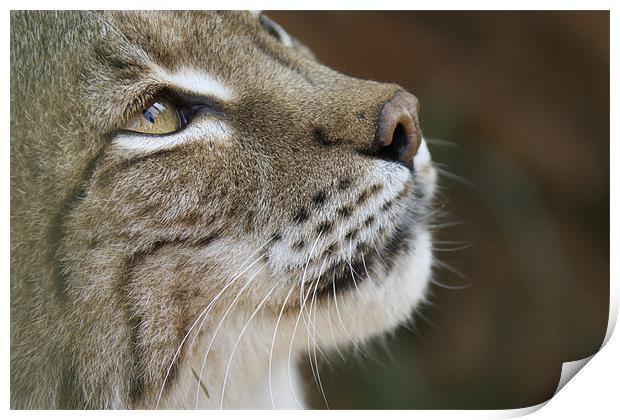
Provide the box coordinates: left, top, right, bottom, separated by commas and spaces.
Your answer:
373, 91, 422, 170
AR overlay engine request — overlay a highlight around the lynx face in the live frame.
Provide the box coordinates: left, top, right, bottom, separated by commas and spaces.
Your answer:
10, 11, 436, 408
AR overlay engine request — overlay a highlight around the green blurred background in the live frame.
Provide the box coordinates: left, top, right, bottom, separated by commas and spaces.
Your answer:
268, 11, 610, 409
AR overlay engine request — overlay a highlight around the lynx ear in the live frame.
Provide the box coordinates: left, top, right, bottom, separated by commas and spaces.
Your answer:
258, 14, 293, 47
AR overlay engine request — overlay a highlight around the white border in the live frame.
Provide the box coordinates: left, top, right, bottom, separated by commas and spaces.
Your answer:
2, 0, 618, 10
3, 2, 616, 419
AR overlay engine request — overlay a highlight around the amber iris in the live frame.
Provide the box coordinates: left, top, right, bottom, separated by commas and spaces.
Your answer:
124, 98, 180, 134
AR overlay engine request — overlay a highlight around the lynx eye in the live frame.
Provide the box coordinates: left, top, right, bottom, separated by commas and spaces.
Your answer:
123, 98, 182, 134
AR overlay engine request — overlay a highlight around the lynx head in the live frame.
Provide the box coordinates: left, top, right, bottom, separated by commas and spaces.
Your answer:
11, 11, 437, 408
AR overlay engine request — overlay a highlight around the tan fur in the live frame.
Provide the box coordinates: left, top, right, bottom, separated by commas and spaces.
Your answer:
10, 11, 437, 409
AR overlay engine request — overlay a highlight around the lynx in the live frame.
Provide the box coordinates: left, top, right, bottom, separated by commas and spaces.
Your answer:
10, 10, 437, 409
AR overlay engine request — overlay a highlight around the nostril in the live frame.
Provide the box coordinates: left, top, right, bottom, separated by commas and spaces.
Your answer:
391, 122, 409, 158
377, 123, 407, 164
372, 91, 422, 170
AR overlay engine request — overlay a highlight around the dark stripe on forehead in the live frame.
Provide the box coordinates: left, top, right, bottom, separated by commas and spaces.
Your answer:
90, 25, 152, 85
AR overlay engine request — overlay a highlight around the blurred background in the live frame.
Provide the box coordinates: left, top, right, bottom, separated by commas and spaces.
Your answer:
268, 11, 609, 409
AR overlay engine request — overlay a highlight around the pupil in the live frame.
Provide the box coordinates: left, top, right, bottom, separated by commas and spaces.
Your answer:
143, 109, 155, 124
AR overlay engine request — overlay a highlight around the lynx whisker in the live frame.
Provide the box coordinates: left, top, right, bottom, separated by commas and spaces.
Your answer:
187, 234, 283, 352
424, 137, 457, 148
310, 273, 329, 408
429, 277, 476, 290
299, 233, 323, 313
303, 272, 322, 402
435, 165, 474, 188
194, 261, 268, 408
426, 220, 466, 230
298, 237, 327, 393
361, 252, 379, 292
371, 240, 389, 267
346, 239, 362, 296
432, 242, 474, 252
287, 280, 315, 409
301, 262, 330, 405
413, 309, 438, 329
304, 258, 332, 367
219, 284, 277, 409
326, 294, 346, 362
155, 237, 275, 409
269, 286, 295, 408
332, 273, 368, 358
302, 257, 327, 334
305, 289, 319, 401
433, 258, 468, 280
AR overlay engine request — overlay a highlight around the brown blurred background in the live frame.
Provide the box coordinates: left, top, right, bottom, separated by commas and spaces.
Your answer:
268, 11, 609, 409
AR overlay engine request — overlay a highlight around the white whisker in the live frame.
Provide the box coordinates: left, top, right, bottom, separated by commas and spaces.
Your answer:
194, 261, 267, 408
371, 240, 388, 267
269, 286, 295, 408
433, 259, 468, 280
287, 282, 315, 409
332, 273, 368, 358
310, 270, 329, 408
219, 285, 277, 409
346, 239, 362, 297
360, 252, 379, 291
155, 237, 275, 409
326, 293, 346, 362
300, 233, 323, 312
